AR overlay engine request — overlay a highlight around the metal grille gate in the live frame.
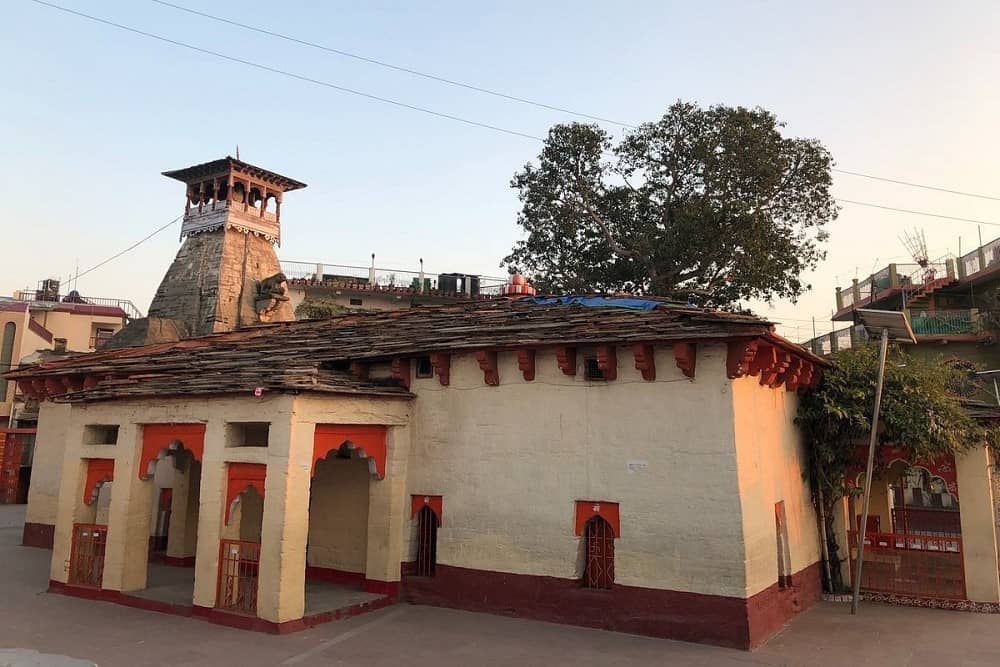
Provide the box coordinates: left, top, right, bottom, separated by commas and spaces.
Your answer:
415, 505, 437, 577
69, 523, 107, 587
849, 530, 965, 599
217, 540, 261, 614
583, 516, 614, 589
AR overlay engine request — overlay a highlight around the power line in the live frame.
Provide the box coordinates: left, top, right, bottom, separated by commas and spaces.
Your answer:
835, 199, 1000, 228
150, 0, 634, 128
28, 0, 545, 142
149, 3, 1000, 203
70, 215, 181, 283
27, 1, 1000, 233
832, 169, 1000, 202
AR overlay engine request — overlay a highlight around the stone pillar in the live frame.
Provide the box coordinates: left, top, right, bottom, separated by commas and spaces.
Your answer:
957, 446, 1000, 603
192, 420, 227, 609
49, 427, 90, 585
166, 461, 200, 561
256, 415, 314, 624
364, 426, 410, 595
102, 423, 155, 592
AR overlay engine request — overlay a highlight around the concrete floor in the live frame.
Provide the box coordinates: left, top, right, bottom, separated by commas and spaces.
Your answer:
131, 560, 382, 614
2, 505, 1000, 666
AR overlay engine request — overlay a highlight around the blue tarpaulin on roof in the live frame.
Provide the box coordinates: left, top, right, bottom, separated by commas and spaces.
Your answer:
524, 296, 661, 311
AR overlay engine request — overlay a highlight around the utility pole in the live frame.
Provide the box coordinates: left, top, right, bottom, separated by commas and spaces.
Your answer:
851, 327, 890, 614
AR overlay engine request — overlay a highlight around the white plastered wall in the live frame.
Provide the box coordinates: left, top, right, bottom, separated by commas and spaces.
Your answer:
403, 343, 750, 598
307, 456, 370, 573
730, 375, 821, 597
25, 401, 72, 528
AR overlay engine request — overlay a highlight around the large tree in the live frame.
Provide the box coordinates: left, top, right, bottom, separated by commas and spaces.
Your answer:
503, 102, 837, 305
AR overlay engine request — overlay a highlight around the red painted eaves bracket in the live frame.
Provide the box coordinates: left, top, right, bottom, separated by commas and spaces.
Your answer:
555, 346, 576, 376
596, 345, 617, 381
633, 343, 656, 381
726, 339, 759, 379
673, 342, 696, 379
429, 353, 451, 386
391, 358, 411, 390
517, 349, 536, 381
475, 350, 499, 386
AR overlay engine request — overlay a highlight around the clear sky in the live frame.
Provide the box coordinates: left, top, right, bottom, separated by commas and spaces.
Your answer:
2, 0, 998, 341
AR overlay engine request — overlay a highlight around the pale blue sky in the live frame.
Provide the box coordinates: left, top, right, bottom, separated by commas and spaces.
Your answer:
2, 1, 998, 341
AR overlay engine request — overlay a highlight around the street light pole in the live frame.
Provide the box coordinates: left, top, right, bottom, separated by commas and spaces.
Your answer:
851, 326, 890, 614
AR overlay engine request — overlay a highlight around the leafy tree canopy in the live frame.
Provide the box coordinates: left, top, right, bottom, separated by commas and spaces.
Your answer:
503, 101, 837, 306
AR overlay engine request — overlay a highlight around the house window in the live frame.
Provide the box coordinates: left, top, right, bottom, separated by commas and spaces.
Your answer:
583, 515, 615, 589
415, 505, 438, 576
415, 356, 433, 378
349, 298, 363, 306
584, 357, 605, 381
775, 501, 792, 588
226, 422, 270, 447
83, 425, 119, 446
91, 327, 115, 350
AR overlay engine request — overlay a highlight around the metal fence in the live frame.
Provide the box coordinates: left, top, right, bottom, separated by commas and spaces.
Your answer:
12, 292, 143, 320
217, 539, 260, 615
280, 260, 508, 294
69, 523, 107, 587
909, 309, 979, 336
848, 530, 965, 599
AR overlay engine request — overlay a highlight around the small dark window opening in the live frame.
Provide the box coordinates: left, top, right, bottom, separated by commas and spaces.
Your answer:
415, 505, 438, 577
415, 356, 433, 378
53, 338, 68, 353
582, 516, 614, 589
584, 358, 605, 381
349, 298, 363, 306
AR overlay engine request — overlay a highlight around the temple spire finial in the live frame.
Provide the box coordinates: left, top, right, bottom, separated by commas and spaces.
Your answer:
236, 144, 240, 160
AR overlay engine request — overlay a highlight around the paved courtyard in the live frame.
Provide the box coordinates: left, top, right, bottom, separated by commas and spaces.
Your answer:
1, 506, 998, 666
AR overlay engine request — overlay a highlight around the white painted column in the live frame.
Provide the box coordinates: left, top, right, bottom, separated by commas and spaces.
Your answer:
957, 446, 1000, 603
49, 425, 89, 585
364, 425, 411, 594
192, 420, 227, 608
256, 413, 314, 623
102, 423, 154, 592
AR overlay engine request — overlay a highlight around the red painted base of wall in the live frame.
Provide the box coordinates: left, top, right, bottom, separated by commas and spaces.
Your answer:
364, 578, 400, 598
49, 579, 394, 635
305, 565, 364, 587
22, 522, 54, 549
404, 561, 822, 650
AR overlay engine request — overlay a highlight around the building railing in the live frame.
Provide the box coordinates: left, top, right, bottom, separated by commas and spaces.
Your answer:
835, 260, 953, 312
801, 324, 867, 356
11, 292, 142, 320
280, 260, 508, 295
908, 309, 980, 337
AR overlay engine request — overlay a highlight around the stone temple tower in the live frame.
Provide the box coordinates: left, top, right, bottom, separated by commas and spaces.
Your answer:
109, 157, 306, 347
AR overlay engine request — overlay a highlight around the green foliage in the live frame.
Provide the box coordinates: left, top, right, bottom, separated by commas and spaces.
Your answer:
503, 101, 837, 305
295, 300, 347, 320
797, 344, 999, 591
797, 344, 995, 503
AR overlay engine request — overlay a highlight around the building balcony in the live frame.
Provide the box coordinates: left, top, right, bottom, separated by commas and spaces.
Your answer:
833, 261, 956, 321
908, 309, 990, 342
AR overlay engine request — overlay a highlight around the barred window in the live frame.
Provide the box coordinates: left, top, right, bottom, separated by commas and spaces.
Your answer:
583, 515, 615, 589
415, 505, 438, 577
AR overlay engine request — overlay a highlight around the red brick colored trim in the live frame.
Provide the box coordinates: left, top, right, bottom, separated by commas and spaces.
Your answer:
403, 561, 822, 650
305, 565, 365, 587
517, 348, 536, 381
27, 318, 53, 344
475, 350, 499, 386
225, 462, 267, 523
633, 343, 656, 381
313, 424, 387, 479
83, 458, 114, 505
574, 500, 620, 537
410, 494, 443, 525
364, 578, 400, 598
745, 561, 822, 648
140, 424, 206, 480
22, 522, 55, 549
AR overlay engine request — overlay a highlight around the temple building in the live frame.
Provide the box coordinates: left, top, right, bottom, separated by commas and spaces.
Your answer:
9, 156, 834, 649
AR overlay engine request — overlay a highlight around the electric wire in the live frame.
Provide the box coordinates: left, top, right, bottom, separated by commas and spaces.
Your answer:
149, 0, 633, 128
69, 215, 181, 283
